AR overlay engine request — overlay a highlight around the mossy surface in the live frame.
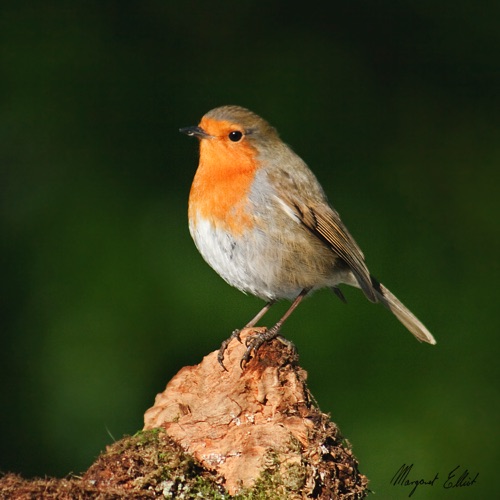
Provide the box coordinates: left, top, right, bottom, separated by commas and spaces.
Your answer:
0, 425, 367, 498
0, 429, 227, 499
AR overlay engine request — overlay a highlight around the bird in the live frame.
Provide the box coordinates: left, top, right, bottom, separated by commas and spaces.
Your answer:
180, 105, 436, 368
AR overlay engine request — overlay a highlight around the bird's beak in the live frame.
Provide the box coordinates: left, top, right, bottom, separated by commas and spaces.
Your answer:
179, 126, 212, 139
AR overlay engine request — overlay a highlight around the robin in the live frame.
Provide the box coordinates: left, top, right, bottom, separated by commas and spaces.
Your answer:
180, 105, 436, 368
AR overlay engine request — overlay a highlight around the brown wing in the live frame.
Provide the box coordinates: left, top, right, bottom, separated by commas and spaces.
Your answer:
284, 197, 377, 303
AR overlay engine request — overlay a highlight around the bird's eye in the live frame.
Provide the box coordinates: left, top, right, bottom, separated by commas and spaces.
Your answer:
228, 130, 243, 142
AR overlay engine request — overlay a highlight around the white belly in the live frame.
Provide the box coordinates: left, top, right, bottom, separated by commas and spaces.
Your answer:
189, 214, 305, 301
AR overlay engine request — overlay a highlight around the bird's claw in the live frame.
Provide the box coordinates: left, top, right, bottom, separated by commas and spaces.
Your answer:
219, 327, 282, 370
240, 335, 265, 369
217, 329, 243, 370
239, 328, 281, 369
232, 329, 242, 343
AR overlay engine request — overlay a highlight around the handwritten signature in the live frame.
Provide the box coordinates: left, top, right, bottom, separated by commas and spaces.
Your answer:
390, 463, 478, 497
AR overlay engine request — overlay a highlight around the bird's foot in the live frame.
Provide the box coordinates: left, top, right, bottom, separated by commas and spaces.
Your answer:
217, 328, 243, 370
240, 326, 281, 369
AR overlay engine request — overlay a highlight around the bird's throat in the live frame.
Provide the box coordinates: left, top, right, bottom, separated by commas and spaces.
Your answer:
188, 140, 259, 235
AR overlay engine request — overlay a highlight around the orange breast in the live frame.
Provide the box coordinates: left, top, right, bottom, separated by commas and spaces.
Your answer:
188, 135, 259, 235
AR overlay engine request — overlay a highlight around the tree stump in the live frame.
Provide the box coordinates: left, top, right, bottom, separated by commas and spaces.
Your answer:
0, 329, 368, 499
144, 328, 368, 498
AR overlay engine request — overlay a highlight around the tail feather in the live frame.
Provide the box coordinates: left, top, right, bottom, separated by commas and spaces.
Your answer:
372, 279, 436, 345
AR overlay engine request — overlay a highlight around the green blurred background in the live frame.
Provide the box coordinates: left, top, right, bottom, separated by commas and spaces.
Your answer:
1, 1, 498, 498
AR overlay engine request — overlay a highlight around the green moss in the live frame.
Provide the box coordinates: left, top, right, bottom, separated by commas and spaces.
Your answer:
232, 449, 305, 500
84, 428, 229, 498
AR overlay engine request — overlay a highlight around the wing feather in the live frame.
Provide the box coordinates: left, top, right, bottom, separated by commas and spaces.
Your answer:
283, 196, 377, 302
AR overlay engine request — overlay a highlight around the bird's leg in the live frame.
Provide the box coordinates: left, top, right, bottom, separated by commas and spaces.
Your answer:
244, 299, 277, 329
241, 288, 310, 368
218, 300, 276, 369
330, 286, 347, 303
